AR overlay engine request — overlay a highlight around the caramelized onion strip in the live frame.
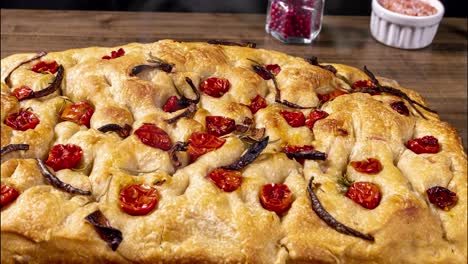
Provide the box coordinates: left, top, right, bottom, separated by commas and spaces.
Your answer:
307, 177, 375, 241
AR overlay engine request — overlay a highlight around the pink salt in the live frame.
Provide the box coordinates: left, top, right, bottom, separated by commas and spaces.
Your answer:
378, 0, 438, 16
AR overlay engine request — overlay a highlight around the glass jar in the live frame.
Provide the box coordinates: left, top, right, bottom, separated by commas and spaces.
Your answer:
266, 0, 325, 44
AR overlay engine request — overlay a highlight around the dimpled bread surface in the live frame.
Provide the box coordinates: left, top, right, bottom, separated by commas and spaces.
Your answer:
1, 40, 466, 263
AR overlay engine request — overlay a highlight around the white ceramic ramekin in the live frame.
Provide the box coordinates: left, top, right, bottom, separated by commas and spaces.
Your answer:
370, 0, 445, 49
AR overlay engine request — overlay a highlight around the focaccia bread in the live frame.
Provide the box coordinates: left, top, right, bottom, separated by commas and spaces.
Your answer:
1, 40, 466, 264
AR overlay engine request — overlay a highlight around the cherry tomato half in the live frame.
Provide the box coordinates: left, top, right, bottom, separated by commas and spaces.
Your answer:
187, 132, 226, 162
61, 101, 94, 128
345, 182, 381, 209
317, 90, 348, 102
31, 61, 59, 74
12, 86, 34, 101
4, 109, 40, 131
353, 79, 380, 95
352, 80, 374, 89
265, 64, 281, 75
390, 101, 410, 116
248, 95, 267, 114
208, 168, 242, 192
426, 186, 458, 211
259, 183, 293, 215
119, 184, 159, 216
102, 48, 125, 60
1, 184, 20, 209
45, 144, 83, 171
134, 123, 172, 151
280, 110, 305, 127
163, 96, 184, 113
350, 158, 383, 174
406, 136, 440, 154
305, 110, 329, 130
199, 77, 231, 98
206, 116, 236, 137
256, 64, 281, 80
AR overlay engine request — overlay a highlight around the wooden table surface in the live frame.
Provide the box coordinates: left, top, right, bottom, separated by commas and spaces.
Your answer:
1, 9, 466, 150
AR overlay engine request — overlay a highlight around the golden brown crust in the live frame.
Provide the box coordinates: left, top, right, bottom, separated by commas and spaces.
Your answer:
1, 40, 466, 263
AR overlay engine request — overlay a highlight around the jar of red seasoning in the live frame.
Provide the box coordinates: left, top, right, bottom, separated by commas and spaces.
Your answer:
266, 0, 324, 44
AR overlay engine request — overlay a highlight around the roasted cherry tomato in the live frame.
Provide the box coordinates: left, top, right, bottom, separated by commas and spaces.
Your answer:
305, 110, 329, 130
265, 64, 281, 75
390, 101, 410, 116
406, 135, 440, 154
248, 95, 267, 114
284, 145, 315, 153
199, 77, 231, 98
317, 90, 348, 102
61, 101, 95, 128
1, 184, 20, 209
134, 123, 172, 151
163, 96, 184, 113
352, 80, 373, 88
31, 61, 59, 74
4, 109, 40, 131
208, 168, 242, 192
187, 132, 226, 162
284, 145, 315, 165
119, 184, 159, 216
257, 64, 281, 80
102, 48, 125, 60
206, 116, 236, 137
259, 183, 293, 215
45, 144, 83, 171
351, 158, 383, 174
280, 110, 305, 127
353, 80, 380, 95
12, 86, 34, 101
345, 182, 381, 209
426, 186, 458, 211
352, 79, 375, 89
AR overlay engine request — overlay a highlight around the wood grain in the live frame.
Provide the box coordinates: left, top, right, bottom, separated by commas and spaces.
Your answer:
1, 9, 466, 150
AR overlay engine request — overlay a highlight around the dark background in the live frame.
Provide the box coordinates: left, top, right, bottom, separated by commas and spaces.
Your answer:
1, 0, 465, 17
